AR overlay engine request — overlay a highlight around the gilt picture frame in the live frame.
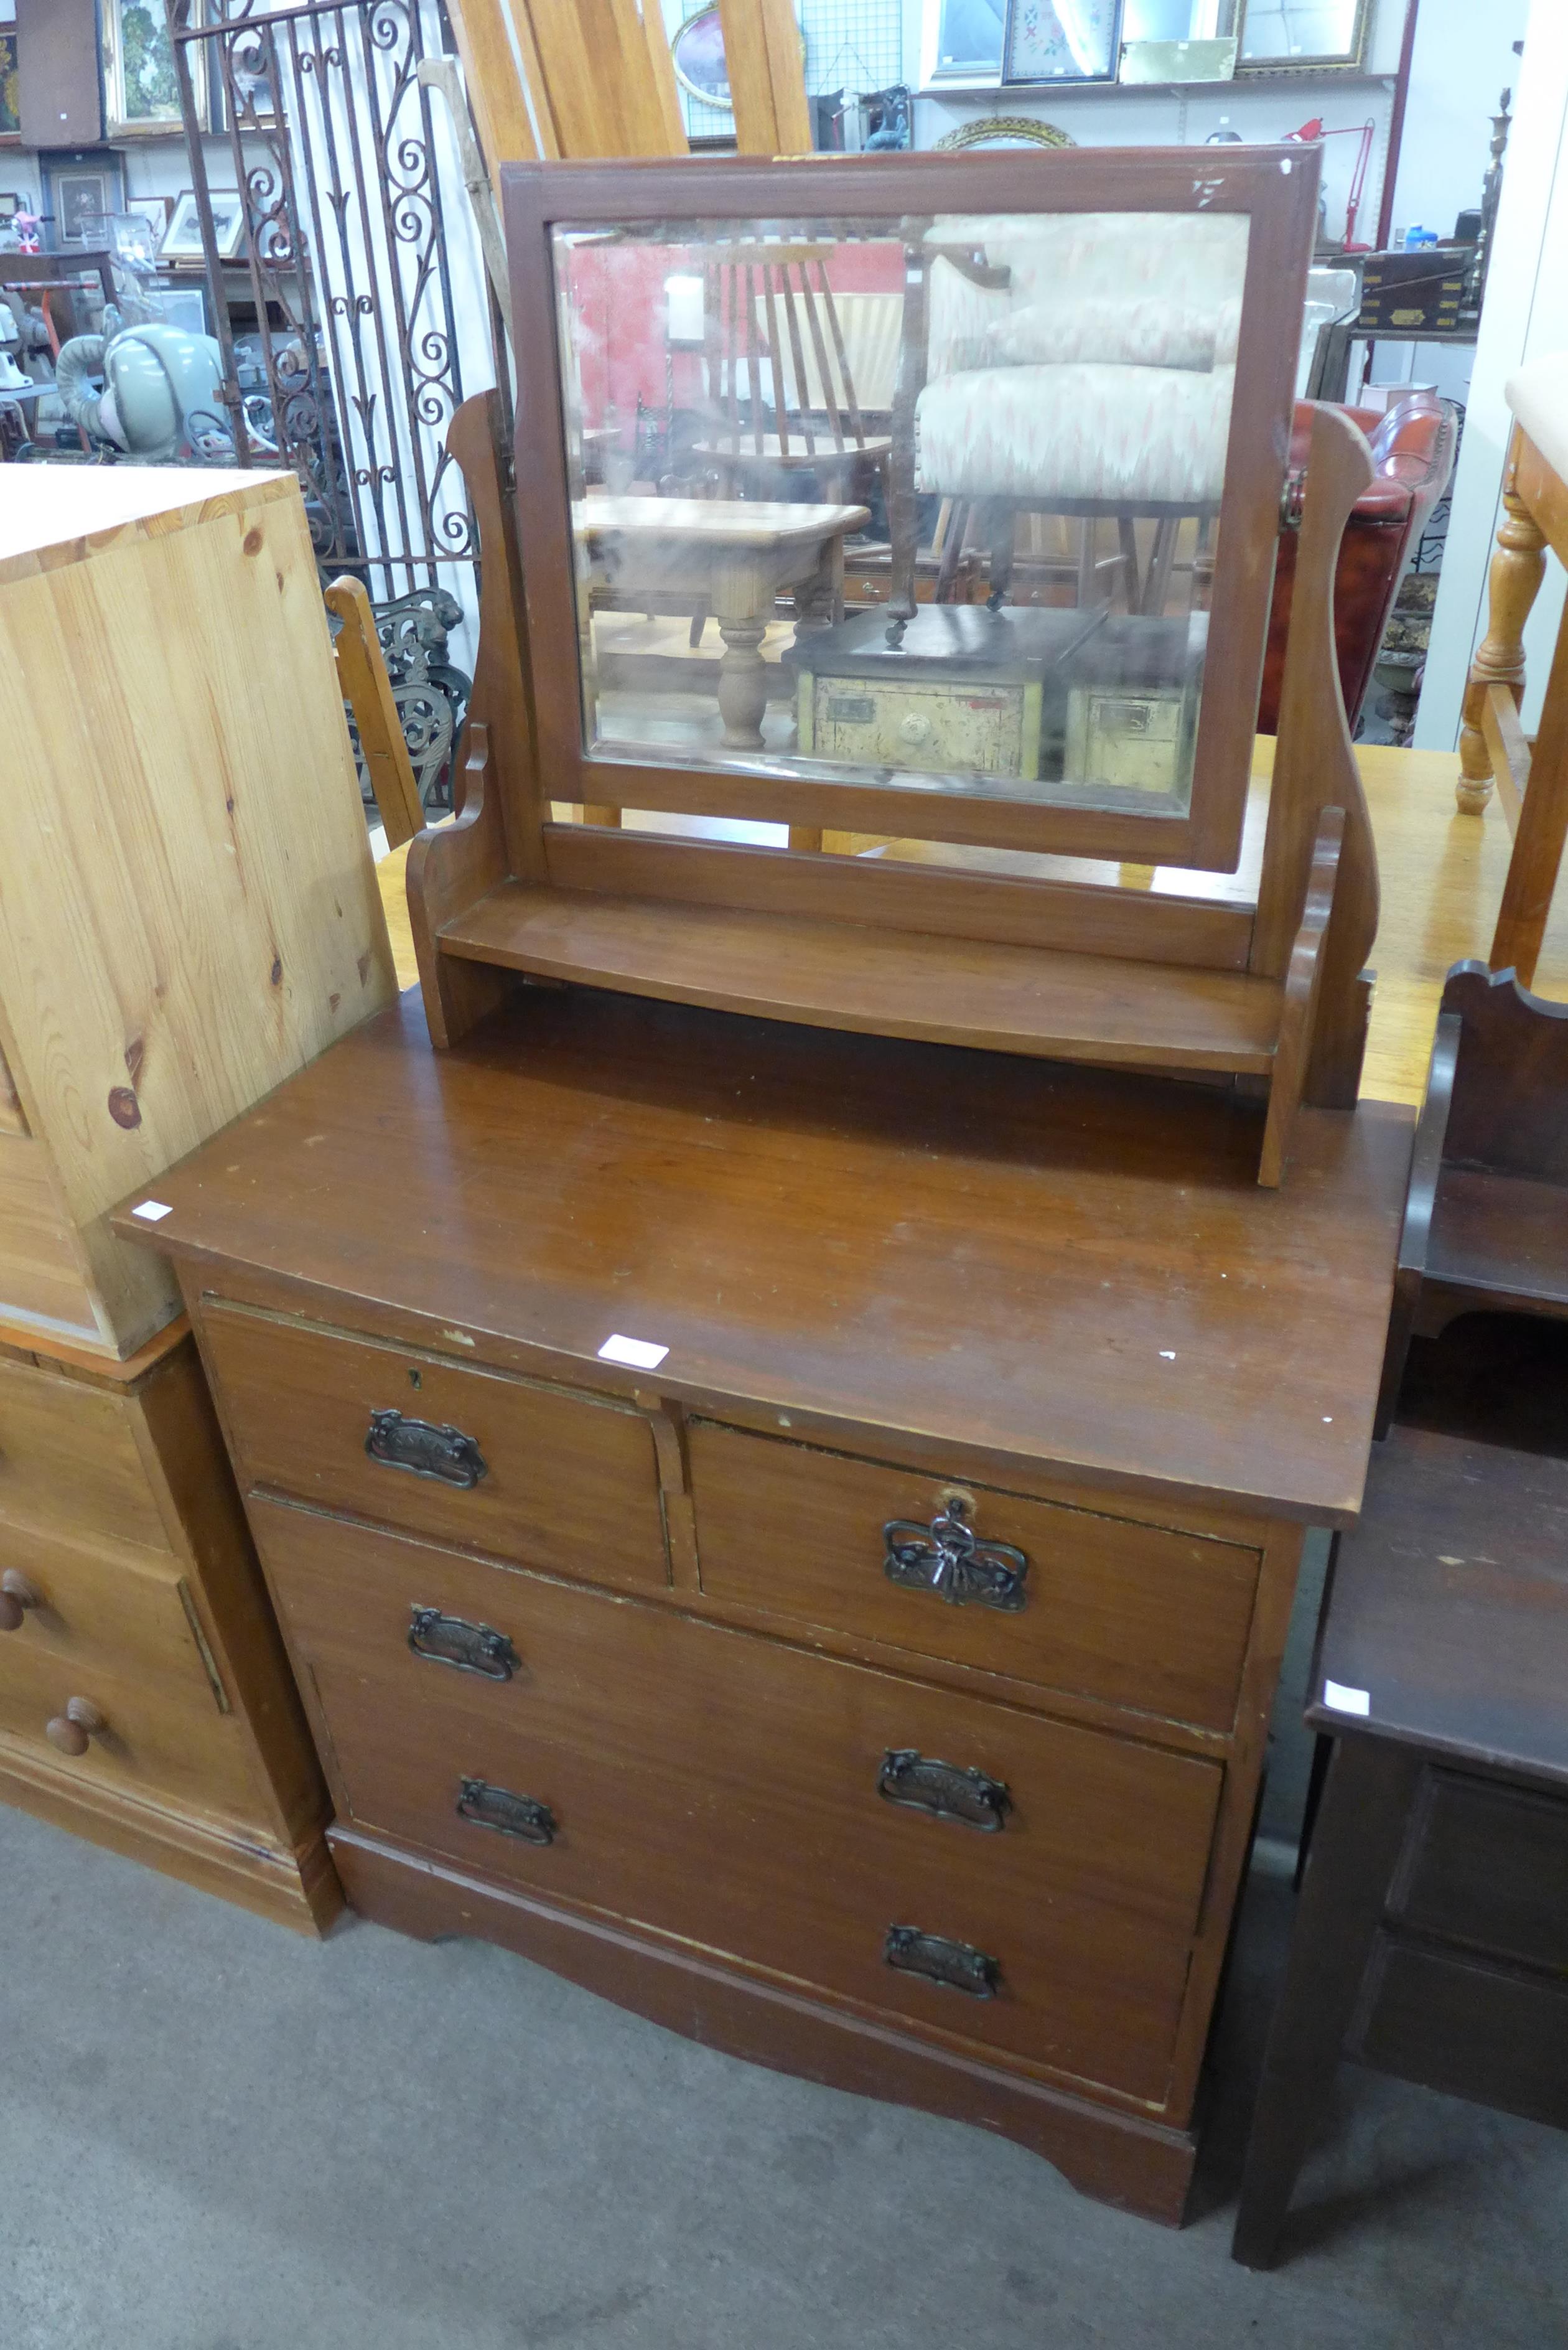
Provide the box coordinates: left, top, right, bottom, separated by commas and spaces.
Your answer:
102, 0, 203, 139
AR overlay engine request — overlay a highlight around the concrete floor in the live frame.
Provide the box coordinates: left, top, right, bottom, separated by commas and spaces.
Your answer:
3, 1791, 1566, 2350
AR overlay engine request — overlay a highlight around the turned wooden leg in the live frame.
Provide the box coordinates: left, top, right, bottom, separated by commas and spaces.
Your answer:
1458, 460, 1547, 814
715, 615, 769, 747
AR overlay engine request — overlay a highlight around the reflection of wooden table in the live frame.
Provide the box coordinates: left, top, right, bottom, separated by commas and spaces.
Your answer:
577, 495, 869, 748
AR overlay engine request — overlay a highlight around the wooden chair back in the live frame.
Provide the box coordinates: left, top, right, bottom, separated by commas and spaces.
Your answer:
702, 243, 870, 462
325, 576, 426, 851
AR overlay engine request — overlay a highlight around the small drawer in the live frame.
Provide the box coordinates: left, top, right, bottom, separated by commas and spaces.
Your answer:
689, 1422, 1260, 1733
0, 1636, 254, 1817
199, 1300, 670, 1591
1355, 1935, 1568, 2132
253, 1500, 1221, 2105
0, 1354, 172, 1556
0, 1519, 224, 1706
1393, 1771, 1568, 1974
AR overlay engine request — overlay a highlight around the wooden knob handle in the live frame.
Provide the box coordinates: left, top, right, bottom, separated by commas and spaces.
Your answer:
45, 1697, 106, 1758
0, 1570, 39, 1632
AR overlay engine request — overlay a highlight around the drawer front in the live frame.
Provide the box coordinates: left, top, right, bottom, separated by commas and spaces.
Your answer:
254, 1501, 1221, 2104
1394, 1771, 1568, 1974
808, 676, 1031, 779
0, 1519, 222, 1704
200, 1302, 669, 1591
0, 1636, 253, 1816
689, 1423, 1259, 1733
0, 1354, 170, 1554
1355, 1936, 1568, 2133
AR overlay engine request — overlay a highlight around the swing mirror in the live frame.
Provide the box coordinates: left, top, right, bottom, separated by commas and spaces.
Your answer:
507, 148, 1317, 870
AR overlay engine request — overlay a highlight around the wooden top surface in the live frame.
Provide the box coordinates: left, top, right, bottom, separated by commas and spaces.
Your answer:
577, 495, 871, 548
0, 464, 297, 584
111, 986, 1412, 1525
1312, 1421, 1568, 1782
0, 1313, 191, 1387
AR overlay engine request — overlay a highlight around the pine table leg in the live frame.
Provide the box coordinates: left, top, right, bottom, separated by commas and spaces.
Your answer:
1458, 449, 1547, 815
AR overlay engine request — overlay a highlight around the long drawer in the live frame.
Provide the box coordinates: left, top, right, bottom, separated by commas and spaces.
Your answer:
0, 1517, 224, 1704
252, 1499, 1223, 2105
199, 1301, 670, 1592
0, 1634, 253, 1817
689, 1421, 1261, 1733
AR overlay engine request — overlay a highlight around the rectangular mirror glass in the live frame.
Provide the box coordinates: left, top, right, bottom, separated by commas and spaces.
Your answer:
551, 208, 1249, 822
1237, 0, 1368, 70
1119, 0, 1238, 80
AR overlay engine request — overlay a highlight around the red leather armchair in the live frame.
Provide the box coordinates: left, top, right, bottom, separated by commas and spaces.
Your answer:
1259, 393, 1457, 735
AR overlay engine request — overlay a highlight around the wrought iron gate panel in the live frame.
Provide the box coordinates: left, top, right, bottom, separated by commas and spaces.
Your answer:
168, 0, 488, 587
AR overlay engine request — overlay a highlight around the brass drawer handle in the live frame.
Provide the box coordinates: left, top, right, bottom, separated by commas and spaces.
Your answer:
882, 1497, 1027, 1612
0, 1570, 40, 1633
878, 1748, 1010, 1832
456, 1776, 555, 1844
365, 1408, 488, 1488
409, 1606, 520, 1681
884, 1925, 1000, 2000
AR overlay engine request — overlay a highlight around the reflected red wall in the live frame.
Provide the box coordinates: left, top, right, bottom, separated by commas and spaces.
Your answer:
564, 238, 905, 448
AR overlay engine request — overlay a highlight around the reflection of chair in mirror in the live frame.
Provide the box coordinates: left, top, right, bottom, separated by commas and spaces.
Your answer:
887, 215, 1240, 626
689, 244, 894, 513
1259, 391, 1456, 738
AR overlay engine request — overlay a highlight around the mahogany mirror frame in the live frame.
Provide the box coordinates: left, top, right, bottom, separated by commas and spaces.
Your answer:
501, 144, 1319, 873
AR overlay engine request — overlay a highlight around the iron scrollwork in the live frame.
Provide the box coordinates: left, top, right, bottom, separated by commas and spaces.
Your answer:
167, 0, 480, 583
365, 1407, 487, 1487
408, 1606, 519, 1680
882, 1496, 1028, 1612
884, 1926, 1001, 2000
456, 1777, 556, 1844
877, 1749, 1010, 1832
334, 584, 471, 812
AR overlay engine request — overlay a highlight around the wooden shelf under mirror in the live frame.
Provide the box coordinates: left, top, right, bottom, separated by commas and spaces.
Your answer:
409, 146, 1378, 1187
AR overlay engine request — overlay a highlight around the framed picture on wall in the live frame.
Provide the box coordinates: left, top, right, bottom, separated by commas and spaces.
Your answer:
160, 186, 247, 265
1235, 0, 1370, 74
102, 0, 205, 138
42, 153, 126, 248
1002, 0, 1122, 83
207, 19, 278, 134
0, 31, 20, 140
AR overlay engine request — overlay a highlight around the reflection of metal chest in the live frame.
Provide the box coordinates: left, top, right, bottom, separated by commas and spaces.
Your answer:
796, 606, 1104, 782
1063, 616, 1206, 798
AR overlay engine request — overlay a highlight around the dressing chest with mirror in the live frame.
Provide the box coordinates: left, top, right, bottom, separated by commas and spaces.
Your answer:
117, 145, 1414, 2221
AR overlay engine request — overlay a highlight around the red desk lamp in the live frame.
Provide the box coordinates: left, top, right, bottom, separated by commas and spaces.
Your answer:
1285, 117, 1376, 252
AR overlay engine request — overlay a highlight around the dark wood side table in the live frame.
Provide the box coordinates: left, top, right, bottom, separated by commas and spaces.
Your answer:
1232, 1403, 1568, 2268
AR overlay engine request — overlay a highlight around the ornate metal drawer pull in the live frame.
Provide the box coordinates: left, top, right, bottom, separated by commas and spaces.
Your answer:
877, 1748, 1010, 1832
365, 1407, 488, 1487
882, 1497, 1027, 1612
409, 1606, 520, 1680
456, 1777, 555, 1843
884, 1926, 1001, 2000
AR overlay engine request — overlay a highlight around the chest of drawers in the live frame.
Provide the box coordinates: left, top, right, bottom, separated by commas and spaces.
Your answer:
0, 1325, 337, 1931
115, 986, 1411, 2222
